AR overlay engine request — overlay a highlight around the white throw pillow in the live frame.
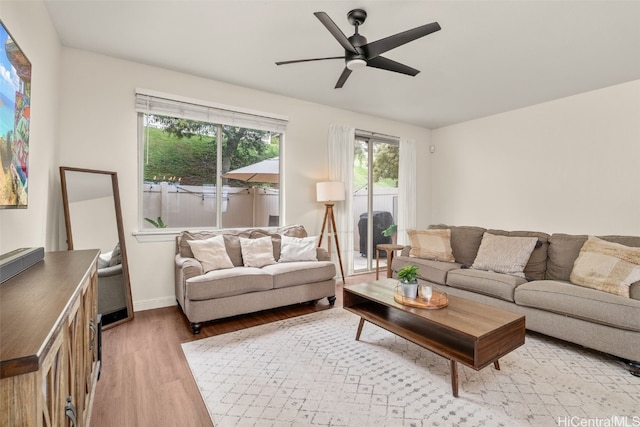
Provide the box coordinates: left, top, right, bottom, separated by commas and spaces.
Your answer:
240, 236, 276, 268
279, 235, 318, 262
472, 233, 537, 278
187, 235, 234, 273
98, 251, 112, 269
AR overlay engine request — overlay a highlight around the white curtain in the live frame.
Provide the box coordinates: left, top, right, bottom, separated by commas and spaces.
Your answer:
327, 124, 355, 276
397, 138, 417, 245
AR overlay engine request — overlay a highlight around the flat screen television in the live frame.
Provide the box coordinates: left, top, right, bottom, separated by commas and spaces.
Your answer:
0, 20, 31, 209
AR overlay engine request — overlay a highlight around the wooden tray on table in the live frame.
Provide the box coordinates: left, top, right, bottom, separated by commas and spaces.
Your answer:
393, 287, 449, 309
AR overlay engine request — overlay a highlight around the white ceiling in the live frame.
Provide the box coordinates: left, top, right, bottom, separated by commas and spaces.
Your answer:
44, 0, 640, 129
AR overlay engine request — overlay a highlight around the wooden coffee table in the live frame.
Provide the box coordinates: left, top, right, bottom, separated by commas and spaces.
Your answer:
343, 279, 525, 397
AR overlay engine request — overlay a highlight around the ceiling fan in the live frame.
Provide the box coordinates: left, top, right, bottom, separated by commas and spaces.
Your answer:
276, 9, 441, 89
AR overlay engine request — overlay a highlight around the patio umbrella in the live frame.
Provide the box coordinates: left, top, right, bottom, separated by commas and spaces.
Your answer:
222, 157, 279, 184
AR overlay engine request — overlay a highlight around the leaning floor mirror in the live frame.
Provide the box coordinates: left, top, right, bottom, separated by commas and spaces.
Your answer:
60, 166, 134, 328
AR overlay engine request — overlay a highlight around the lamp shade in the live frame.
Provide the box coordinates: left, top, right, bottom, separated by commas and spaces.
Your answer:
316, 181, 345, 202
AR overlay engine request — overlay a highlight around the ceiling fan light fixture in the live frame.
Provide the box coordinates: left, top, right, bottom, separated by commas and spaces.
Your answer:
346, 58, 366, 70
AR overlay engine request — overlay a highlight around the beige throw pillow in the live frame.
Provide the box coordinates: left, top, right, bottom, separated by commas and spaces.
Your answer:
187, 235, 234, 273
407, 229, 455, 262
570, 236, 640, 298
472, 233, 537, 278
240, 236, 276, 268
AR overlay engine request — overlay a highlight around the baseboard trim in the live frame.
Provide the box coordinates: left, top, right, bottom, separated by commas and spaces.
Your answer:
133, 296, 177, 312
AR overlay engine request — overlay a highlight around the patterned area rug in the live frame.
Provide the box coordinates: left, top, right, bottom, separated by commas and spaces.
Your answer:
182, 309, 640, 427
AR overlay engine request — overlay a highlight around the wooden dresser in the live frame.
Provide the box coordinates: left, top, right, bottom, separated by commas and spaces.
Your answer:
0, 250, 100, 427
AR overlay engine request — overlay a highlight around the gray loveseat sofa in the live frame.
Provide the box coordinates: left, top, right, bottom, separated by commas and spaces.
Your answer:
175, 225, 336, 333
391, 225, 640, 370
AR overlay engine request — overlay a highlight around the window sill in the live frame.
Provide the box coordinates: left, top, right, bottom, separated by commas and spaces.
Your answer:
133, 230, 181, 243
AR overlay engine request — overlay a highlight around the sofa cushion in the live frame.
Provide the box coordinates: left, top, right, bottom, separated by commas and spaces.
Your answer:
186, 267, 273, 300
279, 235, 318, 262
178, 230, 250, 265
546, 234, 640, 281
263, 261, 336, 289
407, 229, 455, 262
177, 225, 307, 261
429, 224, 486, 266
514, 280, 640, 332
570, 236, 640, 298
392, 255, 460, 286
487, 229, 549, 281
187, 235, 234, 273
277, 224, 308, 238
222, 234, 246, 267
447, 269, 527, 302
546, 234, 589, 282
472, 233, 538, 278
240, 236, 276, 268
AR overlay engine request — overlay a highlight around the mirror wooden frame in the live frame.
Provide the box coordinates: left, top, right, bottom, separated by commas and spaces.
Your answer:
60, 166, 134, 328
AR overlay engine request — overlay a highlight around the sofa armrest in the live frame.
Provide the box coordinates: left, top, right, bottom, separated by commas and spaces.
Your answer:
316, 247, 331, 261
175, 254, 203, 280
401, 246, 411, 257
98, 263, 122, 277
175, 254, 204, 307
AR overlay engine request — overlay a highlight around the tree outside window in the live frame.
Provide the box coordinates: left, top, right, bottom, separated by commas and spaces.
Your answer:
141, 114, 280, 229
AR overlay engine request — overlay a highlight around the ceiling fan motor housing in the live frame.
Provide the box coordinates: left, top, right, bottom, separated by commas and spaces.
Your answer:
346, 33, 368, 68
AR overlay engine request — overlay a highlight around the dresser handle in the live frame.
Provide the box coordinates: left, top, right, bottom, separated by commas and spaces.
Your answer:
65, 396, 77, 427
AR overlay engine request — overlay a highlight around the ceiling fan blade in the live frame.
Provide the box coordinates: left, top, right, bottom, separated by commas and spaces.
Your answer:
276, 56, 345, 66
314, 12, 358, 54
366, 56, 420, 76
363, 22, 441, 59
335, 68, 352, 89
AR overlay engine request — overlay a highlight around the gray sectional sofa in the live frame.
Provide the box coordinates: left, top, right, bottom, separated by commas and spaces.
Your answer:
391, 225, 640, 370
175, 225, 336, 333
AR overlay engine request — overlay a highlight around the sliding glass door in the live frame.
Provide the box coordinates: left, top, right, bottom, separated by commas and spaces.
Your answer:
353, 134, 399, 273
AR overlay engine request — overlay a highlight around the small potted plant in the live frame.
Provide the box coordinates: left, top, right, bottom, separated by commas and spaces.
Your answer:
397, 264, 419, 298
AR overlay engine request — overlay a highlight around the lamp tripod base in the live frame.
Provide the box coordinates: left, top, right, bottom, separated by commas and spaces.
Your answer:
318, 203, 345, 283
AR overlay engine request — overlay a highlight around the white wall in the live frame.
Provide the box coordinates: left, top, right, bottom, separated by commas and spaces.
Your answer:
431, 80, 640, 235
56, 48, 431, 310
0, 1, 62, 253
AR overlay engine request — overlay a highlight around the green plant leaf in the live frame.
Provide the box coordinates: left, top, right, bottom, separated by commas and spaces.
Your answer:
382, 224, 397, 237
397, 264, 419, 282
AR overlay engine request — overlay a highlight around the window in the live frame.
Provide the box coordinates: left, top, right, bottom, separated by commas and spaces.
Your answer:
136, 91, 286, 231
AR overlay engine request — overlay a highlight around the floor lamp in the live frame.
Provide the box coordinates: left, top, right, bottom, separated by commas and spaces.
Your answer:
317, 181, 346, 283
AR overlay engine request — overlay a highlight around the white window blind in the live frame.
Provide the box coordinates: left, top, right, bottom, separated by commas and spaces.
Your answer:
355, 129, 399, 144
135, 91, 288, 133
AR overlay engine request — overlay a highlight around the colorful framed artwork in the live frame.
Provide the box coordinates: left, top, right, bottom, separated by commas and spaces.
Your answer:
0, 20, 31, 208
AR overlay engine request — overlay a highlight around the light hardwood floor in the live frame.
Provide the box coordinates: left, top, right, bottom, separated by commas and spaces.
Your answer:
90, 273, 375, 426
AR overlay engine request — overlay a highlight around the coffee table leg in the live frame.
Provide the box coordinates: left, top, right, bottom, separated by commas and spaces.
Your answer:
494, 360, 500, 370
450, 360, 459, 397
355, 318, 365, 341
